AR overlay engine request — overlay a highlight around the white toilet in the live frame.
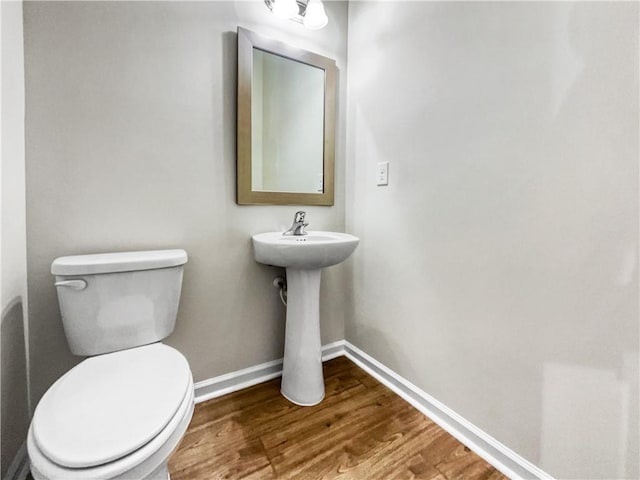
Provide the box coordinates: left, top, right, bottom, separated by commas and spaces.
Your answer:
27, 250, 194, 480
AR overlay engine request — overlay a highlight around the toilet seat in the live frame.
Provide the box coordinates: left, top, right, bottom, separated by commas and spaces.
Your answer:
28, 344, 194, 480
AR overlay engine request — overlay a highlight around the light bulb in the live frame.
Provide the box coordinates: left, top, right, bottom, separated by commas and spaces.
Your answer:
272, 0, 299, 19
303, 0, 328, 30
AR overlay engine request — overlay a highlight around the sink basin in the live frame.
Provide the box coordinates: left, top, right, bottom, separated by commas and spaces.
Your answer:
252, 230, 359, 406
252, 231, 359, 270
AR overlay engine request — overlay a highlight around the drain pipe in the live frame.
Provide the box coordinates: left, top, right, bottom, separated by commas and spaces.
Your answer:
273, 276, 287, 306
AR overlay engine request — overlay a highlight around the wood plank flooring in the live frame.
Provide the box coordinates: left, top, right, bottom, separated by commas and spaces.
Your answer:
169, 357, 509, 480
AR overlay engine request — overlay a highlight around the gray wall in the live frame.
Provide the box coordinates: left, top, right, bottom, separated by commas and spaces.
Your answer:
24, 1, 348, 406
345, 2, 639, 479
1, 0, 30, 476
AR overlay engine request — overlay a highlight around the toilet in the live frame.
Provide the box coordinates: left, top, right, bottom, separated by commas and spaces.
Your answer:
27, 249, 194, 480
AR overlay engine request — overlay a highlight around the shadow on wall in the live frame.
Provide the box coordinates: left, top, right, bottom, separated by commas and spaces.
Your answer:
540, 355, 639, 479
1, 297, 30, 478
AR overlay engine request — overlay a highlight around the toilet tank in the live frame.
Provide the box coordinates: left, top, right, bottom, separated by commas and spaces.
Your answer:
51, 250, 188, 356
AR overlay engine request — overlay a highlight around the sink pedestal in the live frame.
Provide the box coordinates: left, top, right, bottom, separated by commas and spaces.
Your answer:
281, 268, 324, 406
252, 230, 360, 406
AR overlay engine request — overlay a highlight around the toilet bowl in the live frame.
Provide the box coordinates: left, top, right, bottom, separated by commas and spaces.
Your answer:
28, 344, 194, 480
27, 250, 194, 480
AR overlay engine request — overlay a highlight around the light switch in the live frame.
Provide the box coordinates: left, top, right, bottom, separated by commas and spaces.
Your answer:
377, 162, 389, 186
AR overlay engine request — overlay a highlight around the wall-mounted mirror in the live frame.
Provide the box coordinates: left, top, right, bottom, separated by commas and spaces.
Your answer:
236, 27, 336, 205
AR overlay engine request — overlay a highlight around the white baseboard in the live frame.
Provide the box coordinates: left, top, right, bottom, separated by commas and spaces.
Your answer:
342, 341, 553, 480
193, 339, 552, 480
194, 340, 345, 404
3, 442, 29, 480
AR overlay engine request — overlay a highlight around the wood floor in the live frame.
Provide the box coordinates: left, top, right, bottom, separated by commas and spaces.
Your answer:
169, 357, 508, 480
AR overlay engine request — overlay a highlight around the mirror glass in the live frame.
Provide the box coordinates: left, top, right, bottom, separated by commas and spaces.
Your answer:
251, 49, 324, 194
237, 27, 336, 205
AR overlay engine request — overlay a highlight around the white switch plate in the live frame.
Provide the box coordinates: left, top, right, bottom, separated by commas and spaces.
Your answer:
377, 161, 389, 186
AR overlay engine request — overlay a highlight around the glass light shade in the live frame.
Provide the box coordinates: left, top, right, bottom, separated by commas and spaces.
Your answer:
272, 0, 299, 19
303, 0, 328, 30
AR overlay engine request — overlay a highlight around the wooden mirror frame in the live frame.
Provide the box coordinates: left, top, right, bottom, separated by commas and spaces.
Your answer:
236, 27, 336, 206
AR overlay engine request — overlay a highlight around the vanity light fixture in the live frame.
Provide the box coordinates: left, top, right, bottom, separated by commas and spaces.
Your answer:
302, 0, 328, 30
271, 0, 298, 19
264, 0, 329, 30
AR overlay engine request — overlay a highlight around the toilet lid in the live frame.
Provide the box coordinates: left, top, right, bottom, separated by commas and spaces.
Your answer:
32, 343, 192, 468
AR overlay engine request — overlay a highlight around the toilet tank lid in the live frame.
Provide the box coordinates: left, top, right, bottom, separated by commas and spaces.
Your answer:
51, 249, 188, 275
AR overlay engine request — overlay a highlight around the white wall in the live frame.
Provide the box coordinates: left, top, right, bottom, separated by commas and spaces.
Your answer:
346, 2, 639, 479
1, 0, 29, 476
1, 0, 27, 309
23, 1, 348, 406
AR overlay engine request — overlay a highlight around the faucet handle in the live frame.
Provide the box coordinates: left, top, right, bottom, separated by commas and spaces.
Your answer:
283, 211, 309, 236
294, 211, 306, 223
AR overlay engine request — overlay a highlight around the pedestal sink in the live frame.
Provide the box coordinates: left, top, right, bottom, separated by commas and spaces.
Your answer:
252, 231, 359, 405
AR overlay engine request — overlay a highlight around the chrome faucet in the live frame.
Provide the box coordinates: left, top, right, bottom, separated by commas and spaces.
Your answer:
283, 211, 309, 236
